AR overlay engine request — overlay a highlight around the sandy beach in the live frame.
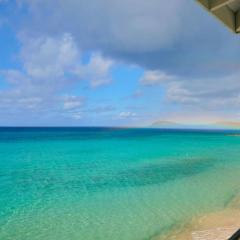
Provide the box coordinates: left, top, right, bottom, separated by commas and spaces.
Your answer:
155, 195, 240, 240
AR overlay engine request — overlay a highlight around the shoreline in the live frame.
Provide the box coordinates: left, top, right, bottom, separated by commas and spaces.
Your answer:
153, 194, 240, 240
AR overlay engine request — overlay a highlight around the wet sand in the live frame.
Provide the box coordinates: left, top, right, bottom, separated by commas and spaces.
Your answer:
154, 195, 240, 240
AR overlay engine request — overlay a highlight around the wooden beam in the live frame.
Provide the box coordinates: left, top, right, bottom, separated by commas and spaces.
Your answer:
236, 10, 240, 32
212, 5, 236, 32
196, 0, 239, 33
197, 0, 210, 9
228, 228, 240, 240
209, 0, 234, 11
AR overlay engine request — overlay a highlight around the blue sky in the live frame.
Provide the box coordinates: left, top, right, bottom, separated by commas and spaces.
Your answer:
0, 0, 240, 126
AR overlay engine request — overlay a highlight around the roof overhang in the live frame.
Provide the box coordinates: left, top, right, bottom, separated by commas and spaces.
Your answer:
197, 0, 240, 33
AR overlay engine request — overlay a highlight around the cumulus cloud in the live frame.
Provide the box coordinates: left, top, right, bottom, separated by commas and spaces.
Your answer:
62, 95, 84, 110
159, 72, 240, 110
140, 70, 175, 86
19, 33, 114, 88
136, 67, 240, 112
21, 33, 79, 80
2, 0, 240, 124
74, 53, 113, 87
70, 112, 82, 120
0, 33, 115, 124
0, 34, 80, 114
119, 111, 137, 119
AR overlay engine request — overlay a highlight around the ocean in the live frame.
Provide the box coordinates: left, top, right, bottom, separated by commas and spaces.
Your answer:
1, 127, 240, 240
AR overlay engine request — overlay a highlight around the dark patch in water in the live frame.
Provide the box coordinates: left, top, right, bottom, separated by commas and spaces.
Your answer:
115, 158, 213, 187
81, 157, 215, 190
0, 157, 215, 196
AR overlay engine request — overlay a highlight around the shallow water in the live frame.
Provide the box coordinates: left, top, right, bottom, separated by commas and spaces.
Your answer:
1, 128, 240, 240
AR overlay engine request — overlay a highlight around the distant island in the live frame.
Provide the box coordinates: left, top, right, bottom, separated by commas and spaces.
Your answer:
214, 121, 240, 129
150, 120, 240, 130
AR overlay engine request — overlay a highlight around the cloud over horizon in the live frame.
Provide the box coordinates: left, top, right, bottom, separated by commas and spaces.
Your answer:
0, 32, 117, 125
0, 0, 240, 125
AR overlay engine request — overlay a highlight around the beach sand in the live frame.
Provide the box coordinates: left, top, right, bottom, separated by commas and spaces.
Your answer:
154, 195, 240, 240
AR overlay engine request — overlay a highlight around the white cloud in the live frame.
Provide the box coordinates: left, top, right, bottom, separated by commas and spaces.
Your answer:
62, 95, 84, 110
18, 33, 114, 89
17, 97, 43, 109
71, 112, 82, 120
166, 82, 200, 104
0, 32, 116, 124
137, 67, 240, 112
162, 72, 240, 109
21, 33, 79, 80
3, 0, 240, 124
140, 70, 175, 86
8, 33, 81, 98
74, 53, 113, 87
119, 111, 137, 119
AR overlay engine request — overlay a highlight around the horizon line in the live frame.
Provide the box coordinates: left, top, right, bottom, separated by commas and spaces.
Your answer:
0, 126, 239, 131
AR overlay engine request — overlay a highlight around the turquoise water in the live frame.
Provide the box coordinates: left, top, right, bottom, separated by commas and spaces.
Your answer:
1, 128, 240, 240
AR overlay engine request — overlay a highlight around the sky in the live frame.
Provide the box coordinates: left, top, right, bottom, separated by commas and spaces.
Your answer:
0, 0, 240, 126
